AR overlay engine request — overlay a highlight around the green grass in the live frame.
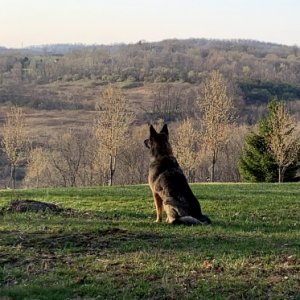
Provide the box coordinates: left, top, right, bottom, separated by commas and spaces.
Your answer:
0, 183, 299, 299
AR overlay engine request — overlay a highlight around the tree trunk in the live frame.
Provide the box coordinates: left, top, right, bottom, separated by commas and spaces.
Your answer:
211, 150, 216, 182
278, 166, 282, 183
108, 155, 116, 186
186, 169, 190, 182
36, 173, 39, 188
278, 166, 286, 183
11, 164, 16, 189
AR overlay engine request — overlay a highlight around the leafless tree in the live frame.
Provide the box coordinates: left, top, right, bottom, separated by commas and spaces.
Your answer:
25, 147, 46, 188
49, 130, 86, 187
171, 119, 200, 181
150, 83, 196, 121
1, 106, 28, 188
117, 125, 149, 185
197, 70, 235, 182
94, 85, 135, 186
267, 102, 300, 182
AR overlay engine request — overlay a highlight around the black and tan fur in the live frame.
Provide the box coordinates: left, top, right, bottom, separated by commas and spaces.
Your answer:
144, 124, 211, 225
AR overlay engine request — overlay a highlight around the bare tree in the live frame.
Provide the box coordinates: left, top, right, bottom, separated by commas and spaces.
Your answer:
197, 70, 235, 182
49, 130, 86, 187
117, 124, 149, 185
25, 147, 46, 188
24, 128, 119, 188
171, 119, 200, 181
150, 83, 197, 121
25, 148, 61, 188
267, 101, 300, 182
1, 106, 27, 188
94, 85, 135, 186
77, 131, 109, 186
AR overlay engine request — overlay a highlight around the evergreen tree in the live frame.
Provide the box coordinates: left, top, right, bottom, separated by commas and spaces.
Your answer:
239, 133, 277, 182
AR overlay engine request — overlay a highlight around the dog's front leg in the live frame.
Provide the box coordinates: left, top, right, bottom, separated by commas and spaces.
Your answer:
153, 193, 163, 222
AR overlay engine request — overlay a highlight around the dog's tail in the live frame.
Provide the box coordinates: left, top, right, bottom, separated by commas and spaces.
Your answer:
175, 214, 211, 225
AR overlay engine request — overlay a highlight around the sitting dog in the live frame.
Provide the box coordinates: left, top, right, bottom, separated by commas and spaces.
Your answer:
144, 124, 211, 225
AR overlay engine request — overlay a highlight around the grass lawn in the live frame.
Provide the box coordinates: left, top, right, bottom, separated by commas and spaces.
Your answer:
0, 183, 299, 299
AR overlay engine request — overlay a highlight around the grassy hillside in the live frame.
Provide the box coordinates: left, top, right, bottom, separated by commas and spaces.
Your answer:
0, 183, 299, 299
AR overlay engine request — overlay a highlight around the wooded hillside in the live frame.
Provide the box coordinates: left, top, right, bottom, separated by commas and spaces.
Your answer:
1, 38, 300, 106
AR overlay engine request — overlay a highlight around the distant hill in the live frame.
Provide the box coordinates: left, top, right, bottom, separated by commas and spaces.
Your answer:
0, 38, 299, 117
0, 38, 296, 54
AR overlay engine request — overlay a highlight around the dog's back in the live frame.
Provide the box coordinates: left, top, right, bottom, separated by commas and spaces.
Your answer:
145, 124, 211, 225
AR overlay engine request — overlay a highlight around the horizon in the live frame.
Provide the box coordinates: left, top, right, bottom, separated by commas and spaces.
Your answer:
1, 0, 300, 48
0, 37, 296, 50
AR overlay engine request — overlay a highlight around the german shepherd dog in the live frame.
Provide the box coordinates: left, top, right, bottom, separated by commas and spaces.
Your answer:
144, 124, 211, 225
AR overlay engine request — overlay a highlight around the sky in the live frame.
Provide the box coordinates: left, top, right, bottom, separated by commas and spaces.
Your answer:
1, 0, 300, 48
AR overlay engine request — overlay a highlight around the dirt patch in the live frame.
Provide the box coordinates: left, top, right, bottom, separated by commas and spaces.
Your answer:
1, 199, 63, 213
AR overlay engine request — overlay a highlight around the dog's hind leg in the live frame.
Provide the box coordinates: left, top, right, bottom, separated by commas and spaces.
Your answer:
163, 203, 178, 224
153, 192, 163, 222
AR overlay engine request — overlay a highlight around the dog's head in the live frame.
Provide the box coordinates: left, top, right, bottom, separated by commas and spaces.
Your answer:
144, 124, 173, 157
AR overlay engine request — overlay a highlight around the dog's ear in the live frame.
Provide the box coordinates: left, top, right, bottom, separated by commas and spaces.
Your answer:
144, 139, 151, 149
160, 124, 168, 137
150, 125, 157, 137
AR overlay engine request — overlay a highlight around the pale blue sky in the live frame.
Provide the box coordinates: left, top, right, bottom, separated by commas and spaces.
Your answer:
1, 0, 300, 48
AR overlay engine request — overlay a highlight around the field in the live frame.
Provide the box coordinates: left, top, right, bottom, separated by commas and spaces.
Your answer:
0, 183, 299, 299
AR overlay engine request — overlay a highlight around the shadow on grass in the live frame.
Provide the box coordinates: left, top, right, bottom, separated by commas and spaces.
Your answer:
214, 219, 299, 234
0, 286, 75, 300
0, 227, 161, 256
1, 224, 298, 260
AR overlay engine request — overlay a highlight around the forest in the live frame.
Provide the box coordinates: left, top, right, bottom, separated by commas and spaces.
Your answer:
0, 38, 299, 187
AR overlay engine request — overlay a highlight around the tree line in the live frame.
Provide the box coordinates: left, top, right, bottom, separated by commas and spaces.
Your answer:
1, 71, 299, 188
1, 39, 300, 92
